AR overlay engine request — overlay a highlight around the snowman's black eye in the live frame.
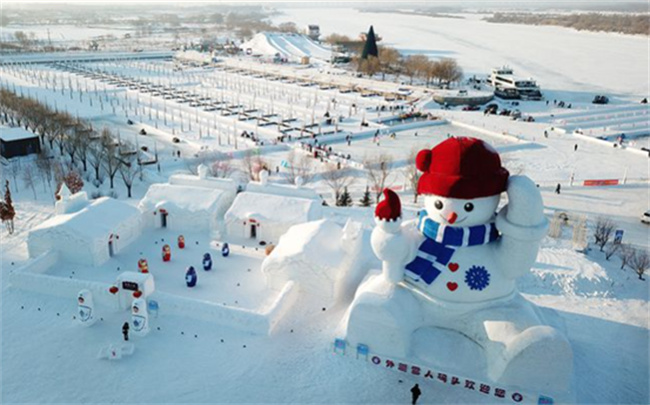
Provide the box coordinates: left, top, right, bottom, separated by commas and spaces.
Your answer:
434, 200, 443, 210
464, 203, 474, 212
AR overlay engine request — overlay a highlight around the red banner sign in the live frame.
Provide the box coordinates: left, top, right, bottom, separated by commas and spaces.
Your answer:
583, 179, 619, 186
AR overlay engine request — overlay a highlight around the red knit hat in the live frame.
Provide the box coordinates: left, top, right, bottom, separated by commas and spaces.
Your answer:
416, 137, 509, 199
375, 188, 401, 220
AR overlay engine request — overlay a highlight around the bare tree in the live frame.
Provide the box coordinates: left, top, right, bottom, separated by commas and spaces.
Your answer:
365, 154, 394, 203
35, 149, 54, 193
604, 242, 621, 260
283, 150, 313, 185
22, 165, 37, 199
403, 54, 429, 85
102, 142, 122, 189
119, 152, 138, 198
241, 150, 267, 181
8, 161, 20, 192
436, 58, 464, 87
403, 148, 421, 203
378, 46, 401, 81
0, 180, 16, 234
618, 244, 635, 270
74, 126, 93, 172
358, 56, 381, 78
88, 142, 105, 182
210, 155, 235, 178
630, 249, 649, 280
321, 164, 354, 204
593, 217, 615, 251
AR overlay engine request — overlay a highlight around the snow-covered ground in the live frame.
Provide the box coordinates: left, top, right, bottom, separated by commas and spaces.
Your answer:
2, 8, 649, 405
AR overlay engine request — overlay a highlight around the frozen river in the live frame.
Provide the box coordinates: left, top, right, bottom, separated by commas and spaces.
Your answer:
273, 8, 647, 99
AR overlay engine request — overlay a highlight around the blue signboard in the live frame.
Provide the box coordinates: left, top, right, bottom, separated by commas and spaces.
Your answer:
614, 229, 624, 244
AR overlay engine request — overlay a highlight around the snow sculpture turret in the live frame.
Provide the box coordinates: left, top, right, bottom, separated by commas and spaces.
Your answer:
345, 137, 572, 393
58, 183, 72, 200
55, 183, 89, 215
197, 164, 209, 179
259, 169, 269, 186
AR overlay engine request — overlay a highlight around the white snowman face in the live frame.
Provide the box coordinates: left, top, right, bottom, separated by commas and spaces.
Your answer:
78, 290, 92, 305
423, 194, 500, 227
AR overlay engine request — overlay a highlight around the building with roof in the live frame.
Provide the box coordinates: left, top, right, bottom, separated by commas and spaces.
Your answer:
0, 126, 41, 158
27, 192, 143, 266
224, 171, 323, 244
138, 165, 237, 235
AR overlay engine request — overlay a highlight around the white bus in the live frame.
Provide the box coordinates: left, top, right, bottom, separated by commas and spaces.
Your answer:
488, 66, 543, 100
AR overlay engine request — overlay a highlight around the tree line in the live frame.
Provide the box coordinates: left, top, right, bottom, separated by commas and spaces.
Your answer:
0, 88, 146, 205
485, 12, 649, 36
323, 35, 463, 86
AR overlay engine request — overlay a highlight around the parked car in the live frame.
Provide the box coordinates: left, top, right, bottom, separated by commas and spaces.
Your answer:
641, 211, 650, 224
592, 95, 609, 104
462, 105, 480, 111
484, 103, 498, 114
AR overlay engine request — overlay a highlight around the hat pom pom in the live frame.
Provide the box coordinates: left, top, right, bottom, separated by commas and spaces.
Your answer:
375, 189, 402, 221
416, 149, 432, 172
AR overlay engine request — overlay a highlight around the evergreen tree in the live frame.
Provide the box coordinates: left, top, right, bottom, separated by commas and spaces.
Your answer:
359, 186, 372, 207
0, 180, 16, 234
361, 25, 378, 60
337, 187, 352, 207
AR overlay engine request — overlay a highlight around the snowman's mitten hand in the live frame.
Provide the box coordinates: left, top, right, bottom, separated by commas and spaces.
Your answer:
504, 175, 545, 227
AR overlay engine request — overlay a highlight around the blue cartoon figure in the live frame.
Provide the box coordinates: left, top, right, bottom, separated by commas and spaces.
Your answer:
202, 253, 212, 271
222, 243, 230, 257
185, 266, 197, 287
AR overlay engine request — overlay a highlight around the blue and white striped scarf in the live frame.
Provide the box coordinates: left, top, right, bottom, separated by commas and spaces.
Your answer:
405, 210, 499, 285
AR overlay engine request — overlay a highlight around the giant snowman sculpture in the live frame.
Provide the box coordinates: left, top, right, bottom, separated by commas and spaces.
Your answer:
344, 137, 572, 392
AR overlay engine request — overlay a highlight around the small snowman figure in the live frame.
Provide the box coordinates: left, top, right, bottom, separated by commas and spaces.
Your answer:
178, 235, 185, 249
162, 244, 171, 262
77, 289, 97, 327
185, 266, 197, 287
202, 253, 212, 271
221, 243, 230, 257
345, 137, 572, 391
131, 298, 150, 337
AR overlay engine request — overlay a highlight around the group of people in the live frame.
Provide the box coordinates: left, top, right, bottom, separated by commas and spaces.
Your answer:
547, 99, 572, 109
299, 141, 352, 166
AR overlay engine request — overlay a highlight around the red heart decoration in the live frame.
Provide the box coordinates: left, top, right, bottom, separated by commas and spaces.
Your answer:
447, 282, 458, 291
448, 263, 459, 272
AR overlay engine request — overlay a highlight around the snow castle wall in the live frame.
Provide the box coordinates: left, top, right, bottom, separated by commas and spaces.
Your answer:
9, 253, 299, 335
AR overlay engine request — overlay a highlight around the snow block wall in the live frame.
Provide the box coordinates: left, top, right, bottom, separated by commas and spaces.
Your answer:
261, 219, 368, 311
9, 254, 299, 335
149, 281, 298, 335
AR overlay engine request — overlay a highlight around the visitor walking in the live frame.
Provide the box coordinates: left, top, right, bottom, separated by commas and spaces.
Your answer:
574, 144, 578, 152
410, 384, 421, 405
555, 183, 561, 194
122, 322, 130, 341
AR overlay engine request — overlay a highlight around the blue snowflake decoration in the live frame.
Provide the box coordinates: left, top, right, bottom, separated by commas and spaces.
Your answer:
464, 266, 490, 291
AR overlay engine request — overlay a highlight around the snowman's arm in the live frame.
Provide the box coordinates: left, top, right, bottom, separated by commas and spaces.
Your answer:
495, 176, 549, 279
